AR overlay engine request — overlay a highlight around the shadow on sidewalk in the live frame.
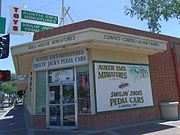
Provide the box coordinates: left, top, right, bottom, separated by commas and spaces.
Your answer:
112, 122, 175, 135
33, 122, 176, 135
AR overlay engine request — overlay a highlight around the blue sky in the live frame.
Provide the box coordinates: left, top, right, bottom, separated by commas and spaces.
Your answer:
1, 0, 179, 74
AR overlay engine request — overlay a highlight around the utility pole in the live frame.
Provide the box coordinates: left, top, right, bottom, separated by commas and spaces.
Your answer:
61, 0, 64, 26
59, 0, 74, 26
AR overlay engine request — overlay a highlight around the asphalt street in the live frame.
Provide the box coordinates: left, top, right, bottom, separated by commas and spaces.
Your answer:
0, 105, 31, 135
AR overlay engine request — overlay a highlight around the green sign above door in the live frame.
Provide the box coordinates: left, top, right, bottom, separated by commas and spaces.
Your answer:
21, 22, 54, 32
21, 10, 58, 24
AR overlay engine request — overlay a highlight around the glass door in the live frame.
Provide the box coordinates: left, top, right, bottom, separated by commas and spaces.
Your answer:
49, 86, 61, 126
49, 84, 76, 128
62, 84, 75, 126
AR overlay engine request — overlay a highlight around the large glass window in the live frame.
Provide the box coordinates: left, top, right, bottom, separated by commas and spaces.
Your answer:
36, 71, 46, 114
77, 65, 91, 114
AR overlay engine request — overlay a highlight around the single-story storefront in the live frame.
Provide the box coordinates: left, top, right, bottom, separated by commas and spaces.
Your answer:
11, 20, 180, 129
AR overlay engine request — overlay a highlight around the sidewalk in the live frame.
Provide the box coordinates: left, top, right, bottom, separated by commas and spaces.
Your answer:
33, 120, 180, 135
1, 104, 180, 135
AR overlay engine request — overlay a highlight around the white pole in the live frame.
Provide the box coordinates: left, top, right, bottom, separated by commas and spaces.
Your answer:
59, 0, 74, 26
62, 0, 64, 26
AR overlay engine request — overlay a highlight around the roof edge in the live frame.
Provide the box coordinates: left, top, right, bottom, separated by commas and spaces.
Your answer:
33, 19, 179, 43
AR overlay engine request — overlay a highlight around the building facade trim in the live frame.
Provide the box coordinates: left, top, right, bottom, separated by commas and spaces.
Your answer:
11, 28, 167, 56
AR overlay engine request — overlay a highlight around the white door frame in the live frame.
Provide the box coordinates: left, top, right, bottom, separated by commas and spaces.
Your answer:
46, 67, 78, 129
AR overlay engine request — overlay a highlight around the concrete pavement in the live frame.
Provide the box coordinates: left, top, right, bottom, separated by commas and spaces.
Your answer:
1, 104, 180, 135
33, 121, 180, 135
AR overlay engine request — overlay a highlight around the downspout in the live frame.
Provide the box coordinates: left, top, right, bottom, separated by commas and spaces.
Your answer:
171, 42, 180, 102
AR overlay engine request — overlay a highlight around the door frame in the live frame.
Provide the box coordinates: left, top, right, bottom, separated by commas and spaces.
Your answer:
46, 68, 78, 129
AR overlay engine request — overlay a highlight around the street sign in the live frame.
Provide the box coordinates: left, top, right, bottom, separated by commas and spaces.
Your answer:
21, 10, 58, 24
8, 6, 59, 35
21, 22, 54, 32
0, 17, 6, 34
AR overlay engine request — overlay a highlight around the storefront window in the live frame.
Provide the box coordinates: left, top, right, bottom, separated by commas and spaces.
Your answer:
77, 65, 91, 114
36, 71, 46, 114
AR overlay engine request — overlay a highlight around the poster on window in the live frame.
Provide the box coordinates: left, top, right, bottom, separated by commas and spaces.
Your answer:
94, 61, 154, 113
49, 91, 55, 101
51, 68, 74, 83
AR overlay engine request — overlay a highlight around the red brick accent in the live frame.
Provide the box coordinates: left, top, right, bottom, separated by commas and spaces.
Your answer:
174, 43, 180, 113
149, 47, 179, 102
31, 115, 46, 129
78, 108, 159, 129
25, 108, 46, 129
